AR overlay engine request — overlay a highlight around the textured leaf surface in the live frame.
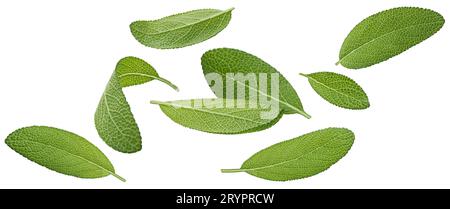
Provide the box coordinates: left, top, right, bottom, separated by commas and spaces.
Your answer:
201, 48, 310, 118
5, 126, 125, 182
95, 57, 178, 153
300, 72, 369, 109
151, 99, 283, 134
130, 8, 233, 49
222, 128, 354, 181
338, 7, 445, 69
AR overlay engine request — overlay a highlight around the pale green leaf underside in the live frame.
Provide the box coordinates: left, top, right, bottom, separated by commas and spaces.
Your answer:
151, 99, 283, 134
338, 7, 445, 69
95, 57, 178, 153
5, 126, 125, 182
130, 8, 233, 49
201, 48, 310, 118
222, 128, 354, 181
300, 72, 369, 110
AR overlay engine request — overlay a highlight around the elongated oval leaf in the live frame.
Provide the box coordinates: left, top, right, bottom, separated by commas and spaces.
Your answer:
201, 48, 310, 118
95, 56, 178, 153
222, 128, 354, 181
300, 72, 369, 109
151, 99, 283, 134
130, 8, 233, 49
5, 126, 125, 182
338, 7, 445, 69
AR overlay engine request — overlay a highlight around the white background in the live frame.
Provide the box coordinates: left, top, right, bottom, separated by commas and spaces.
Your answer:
0, 0, 449, 189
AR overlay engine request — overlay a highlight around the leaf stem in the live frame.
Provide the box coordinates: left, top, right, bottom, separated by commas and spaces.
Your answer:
154, 76, 179, 92
298, 73, 309, 78
221, 168, 244, 173
111, 173, 127, 182
150, 100, 166, 105
335, 60, 341, 66
297, 110, 311, 119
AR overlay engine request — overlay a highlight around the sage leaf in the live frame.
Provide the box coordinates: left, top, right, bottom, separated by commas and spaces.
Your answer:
300, 72, 369, 110
150, 99, 283, 134
95, 56, 178, 153
201, 48, 310, 118
5, 126, 125, 182
337, 7, 445, 69
130, 8, 234, 49
222, 128, 354, 181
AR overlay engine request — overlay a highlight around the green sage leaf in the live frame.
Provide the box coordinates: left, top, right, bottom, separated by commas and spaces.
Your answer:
5, 126, 125, 182
337, 7, 445, 69
95, 56, 178, 153
222, 128, 354, 181
201, 48, 310, 118
130, 8, 234, 49
151, 99, 283, 134
300, 72, 369, 110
